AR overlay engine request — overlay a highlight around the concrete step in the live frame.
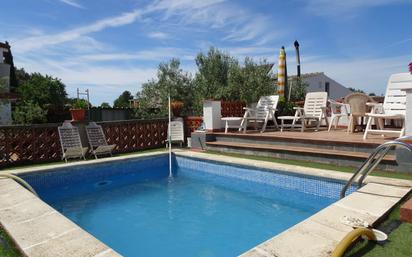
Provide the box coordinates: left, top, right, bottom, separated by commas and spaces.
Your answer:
206, 141, 397, 170
211, 132, 384, 153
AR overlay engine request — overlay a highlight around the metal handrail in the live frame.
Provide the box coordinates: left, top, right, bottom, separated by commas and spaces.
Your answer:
340, 137, 412, 199
0, 173, 38, 197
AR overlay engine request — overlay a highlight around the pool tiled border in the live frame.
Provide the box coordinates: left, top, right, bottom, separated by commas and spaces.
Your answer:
0, 150, 411, 257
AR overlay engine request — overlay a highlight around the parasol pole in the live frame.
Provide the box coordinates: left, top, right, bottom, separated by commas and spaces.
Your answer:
168, 94, 172, 177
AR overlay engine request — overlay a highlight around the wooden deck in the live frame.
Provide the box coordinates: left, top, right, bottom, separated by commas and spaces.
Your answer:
201, 128, 401, 171
211, 128, 395, 145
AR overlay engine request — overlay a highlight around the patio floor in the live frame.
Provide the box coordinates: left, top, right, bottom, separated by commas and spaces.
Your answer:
212, 128, 396, 145
202, 127, 402, 171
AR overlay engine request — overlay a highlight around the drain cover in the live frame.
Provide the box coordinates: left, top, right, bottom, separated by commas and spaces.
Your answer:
95, 180, 112, 187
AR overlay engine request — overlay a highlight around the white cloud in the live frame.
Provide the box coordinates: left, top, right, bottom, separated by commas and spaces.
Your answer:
80, 47, 194, 62
147, 32, 169, 39
387, 37, 412, 48
12, 9, 143, 53
305, 0, 411, 16
223, 17, 269, 42
14, 55, 157, 105
147, 0, 278, 43
59, 0, 84, 9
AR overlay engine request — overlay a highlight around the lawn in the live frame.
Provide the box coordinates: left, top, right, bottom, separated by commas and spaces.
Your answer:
343, 194, 412, 257
0, 226, 21, 257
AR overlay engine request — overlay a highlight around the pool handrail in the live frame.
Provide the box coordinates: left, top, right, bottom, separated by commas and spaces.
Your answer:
340, 136, 412, 199
0, 173, 38, 197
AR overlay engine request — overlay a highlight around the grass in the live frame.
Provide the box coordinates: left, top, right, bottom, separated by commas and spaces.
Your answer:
205, 150, 412, 180
343, 194, 412, 257
0, 226, 21, 257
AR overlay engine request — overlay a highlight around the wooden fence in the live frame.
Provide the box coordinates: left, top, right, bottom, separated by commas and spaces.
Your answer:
221, 101, 246, 117
0, 119, 168, 168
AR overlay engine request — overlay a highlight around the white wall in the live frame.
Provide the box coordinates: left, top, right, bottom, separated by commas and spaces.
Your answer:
0, 102, 12, 125
0, 63, 12, 125
303, 73, 351, 100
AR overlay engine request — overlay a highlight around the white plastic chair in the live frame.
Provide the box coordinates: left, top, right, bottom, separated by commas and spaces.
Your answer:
166, 121, 184, 147
286, 92, 328, 132
240, 95, 279, 133
363, 73, 409, 139
86, 122, 116, 159
58, 121, 88, 162
328, 99, 349, 131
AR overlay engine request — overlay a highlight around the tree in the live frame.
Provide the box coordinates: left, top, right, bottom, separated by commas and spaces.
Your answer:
17, 73, 67, 109
100, 102, 111, 108
136, 59, 194, 118
229, 57, 275, 104
348, 87, 365, 93
193, 48, 276, 110
14, 72, 68, 123
12, 101, 47, 124
194, 47, 239, 101
113, 91, 133, 108
288, 77, 307, 101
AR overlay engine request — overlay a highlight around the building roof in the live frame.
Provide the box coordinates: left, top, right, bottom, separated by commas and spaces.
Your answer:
0, 42, 10, 52
288, 72, 324, 79
274, 72, 324, 80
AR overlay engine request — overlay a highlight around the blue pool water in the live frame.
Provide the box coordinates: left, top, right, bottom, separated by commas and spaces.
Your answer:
22, 155, 351, 257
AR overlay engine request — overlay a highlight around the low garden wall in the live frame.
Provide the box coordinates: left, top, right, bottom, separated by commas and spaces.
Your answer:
0, 119, 168, 168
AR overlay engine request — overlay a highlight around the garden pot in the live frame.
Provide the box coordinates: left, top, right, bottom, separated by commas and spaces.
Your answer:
171, 101, 184, 117
70, 109, 86, 121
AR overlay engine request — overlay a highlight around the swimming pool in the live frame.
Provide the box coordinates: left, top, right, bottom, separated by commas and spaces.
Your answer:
21, 154, 353, 257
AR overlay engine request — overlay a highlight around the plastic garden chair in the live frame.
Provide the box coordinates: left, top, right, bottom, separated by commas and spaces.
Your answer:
58, 121, 88, 162
364, 73, 409, 139
328, 99, 350, 131
86, 122, 116, 159
344, 93, 374, 133
279, 92, 328, 132
166, 120, 184, 147
240, 95, 279, 133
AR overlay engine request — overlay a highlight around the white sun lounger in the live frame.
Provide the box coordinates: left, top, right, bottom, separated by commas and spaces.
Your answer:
279, 92, 328, 132
363, 73, 409, 139
166, 120, 184, 147
86, 122, 116, 159
58, 121, 88, 162
240, 95, 279, 133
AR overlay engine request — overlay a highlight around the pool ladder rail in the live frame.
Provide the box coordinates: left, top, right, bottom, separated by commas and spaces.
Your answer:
340, 136, 412, 199
0, 173, 38, 197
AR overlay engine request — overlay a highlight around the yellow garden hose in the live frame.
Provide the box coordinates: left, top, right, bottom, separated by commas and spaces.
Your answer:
331, 227, 377, 257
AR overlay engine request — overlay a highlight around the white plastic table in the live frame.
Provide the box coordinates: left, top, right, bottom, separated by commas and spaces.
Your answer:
277, 116, 298, 132
221, 117, 244, 133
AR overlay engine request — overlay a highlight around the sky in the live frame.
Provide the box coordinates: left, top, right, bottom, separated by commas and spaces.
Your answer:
1, 0, 411, 105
